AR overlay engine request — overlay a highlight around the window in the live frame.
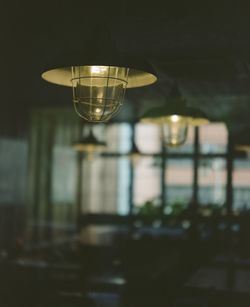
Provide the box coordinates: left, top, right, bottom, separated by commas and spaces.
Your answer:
94, 123, 132, 153
198, 158, 227, 206
164, 159, 193, 214
133, 157, 161, 208
199, 123, 228, 154
0, 138, 28, 205
52, 146, 77, 205
135, 123, 161, 154
233, 158, 250, 211
81, 157, 130, 215
29, 107, 234, 242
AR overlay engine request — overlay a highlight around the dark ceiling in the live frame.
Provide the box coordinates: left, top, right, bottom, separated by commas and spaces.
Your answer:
2, 2, 250, 141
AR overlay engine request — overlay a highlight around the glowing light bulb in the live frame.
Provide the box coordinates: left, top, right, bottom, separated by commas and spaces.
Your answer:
95, 108, 102, 113
90, 66, 108, 74
163, 115, 188, 147
170, 114, 180, 122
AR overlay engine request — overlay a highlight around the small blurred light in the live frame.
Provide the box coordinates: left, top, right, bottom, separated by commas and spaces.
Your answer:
182, 220, 191, 229
218, 222, 227, 230
132, 233, 141, 240
134, 220, 143, 228
231, 224, 240, 232
233, 209, 241, 216
0, 249, 8, 260
152, 219, 162, 228
113, 259, 122, 266
221, 208, 227, 216
200, 208, 212, 217
164, 206, 173, 215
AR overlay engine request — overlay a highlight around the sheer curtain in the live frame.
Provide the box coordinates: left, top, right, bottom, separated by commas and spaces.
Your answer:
80, 124, 130, 215
27, 111, 131, 246
27, 108, 80, 245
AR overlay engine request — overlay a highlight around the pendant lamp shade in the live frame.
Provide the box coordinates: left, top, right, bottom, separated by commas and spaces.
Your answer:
236, 145, 250, 152
141, 95, 209, 147
141, 99, 209, 126
235, 142, 250, 158
73, 128, 106, 154
129, 140, 141, 164
42, 52, 157, 122
232, 125, 250, 155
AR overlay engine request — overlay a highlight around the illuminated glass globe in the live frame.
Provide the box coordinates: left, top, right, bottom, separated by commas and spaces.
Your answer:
162, 115, 188, 147
71, 66, 129, 122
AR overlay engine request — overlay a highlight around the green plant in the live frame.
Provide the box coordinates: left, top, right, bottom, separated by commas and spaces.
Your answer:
136, 200, 161, 217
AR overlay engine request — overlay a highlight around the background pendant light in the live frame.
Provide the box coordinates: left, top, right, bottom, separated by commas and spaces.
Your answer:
73, 125, 106, 158
235, 144, 250, 159
129, 140, 141, 164
234, 133, 250, 158
41, 52, 157, 122
128, 124, 141, 165
141, 85, 209, 147
230, 125, 250, 158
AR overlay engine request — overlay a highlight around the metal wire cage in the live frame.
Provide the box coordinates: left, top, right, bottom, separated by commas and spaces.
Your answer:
71, 65, 129, 122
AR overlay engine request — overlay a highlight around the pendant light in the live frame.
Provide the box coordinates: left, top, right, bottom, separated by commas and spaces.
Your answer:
129, 140, 141, 163
235, 144, 250, 152
235, 140, 250, 158
232, 125, 250, 158
235, 144, 250, 160
141, 85, 209, 147
41, 7, 158, 123
41, 51, 157, 122
73, 125, 106, 158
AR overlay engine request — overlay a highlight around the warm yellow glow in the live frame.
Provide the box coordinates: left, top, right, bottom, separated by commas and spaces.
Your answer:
163, 116, 188, 147
236, 145, 250, 152
73, 144, 96, 153
42, 64, 157, 122
141, 115, 209, 126
42, 66, 157, 88
95, 108, 102, 113
73, 142, 106, 157
90, 66, 108, 74
71, 66, 129, 121
170, 114, 180, 123
236, 145, 250, 160
129, 152, 141, 166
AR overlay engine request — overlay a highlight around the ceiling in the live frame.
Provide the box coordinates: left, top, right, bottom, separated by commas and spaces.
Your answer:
2, 2, 250, 142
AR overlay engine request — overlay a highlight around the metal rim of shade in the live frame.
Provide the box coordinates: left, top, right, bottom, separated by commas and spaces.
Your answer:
72, 132, 106, 152
41, 52, 157, 88
235, 144, 250, 152
141, 104, 209, 126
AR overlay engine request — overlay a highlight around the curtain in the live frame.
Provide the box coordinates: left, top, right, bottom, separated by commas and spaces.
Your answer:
27, 108, 80, 246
